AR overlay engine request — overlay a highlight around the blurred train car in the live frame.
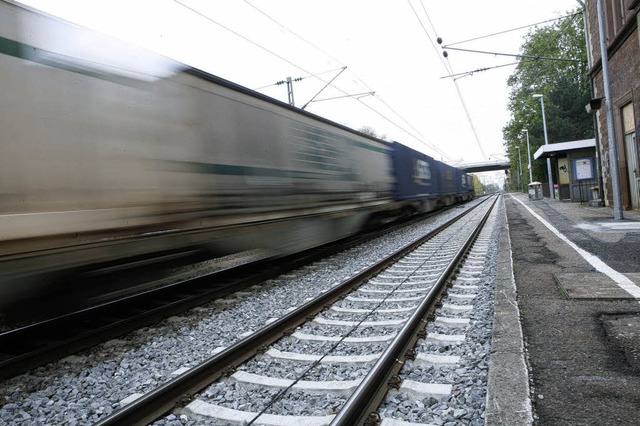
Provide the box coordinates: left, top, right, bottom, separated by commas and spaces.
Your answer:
390, 142, 438, 215
455, 169, 472, 201
390, 142, 473, 213
0, 0, 472, 306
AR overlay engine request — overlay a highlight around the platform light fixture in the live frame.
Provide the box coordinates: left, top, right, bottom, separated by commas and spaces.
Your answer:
585, 98, 603, 114
532, 94, 554, 199
517, 144, 523, 192
522, 129, 533, 182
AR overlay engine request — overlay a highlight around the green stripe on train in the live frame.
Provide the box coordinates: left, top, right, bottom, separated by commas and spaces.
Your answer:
164, 160, 357, 181
0, 36, 24, 59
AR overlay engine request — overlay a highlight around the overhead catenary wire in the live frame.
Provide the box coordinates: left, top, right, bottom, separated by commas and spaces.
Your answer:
440, 46, 585, 63
408, 0, 452, 75
243, 1, 389, 107
518, 11, 586, 71
441, 59, 535, 80
243, 0, 447, 157
175, 0, 449, 160
242, 0, 346, 68
254, 67, 344, 90
173, 0, 366, 107
412, 2, 581, 159
311, 92, 375, 102
172, 0, 319, 79
401, 1, 457, 160
444, 12, 581, 47
439, 10, 584, 75
409, 0, 487, 161
302, 66, 347, 110
172, 1, 371, 115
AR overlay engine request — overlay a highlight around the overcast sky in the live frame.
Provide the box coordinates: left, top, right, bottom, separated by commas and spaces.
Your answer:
17, 0, 581, 176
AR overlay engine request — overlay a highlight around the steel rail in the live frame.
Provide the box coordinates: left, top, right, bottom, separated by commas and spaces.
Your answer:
93, 199, 491, 426
0, 202, 455, 381
330, 195, 498, 425
0, 255, 282, 380
0, 200, 463, 382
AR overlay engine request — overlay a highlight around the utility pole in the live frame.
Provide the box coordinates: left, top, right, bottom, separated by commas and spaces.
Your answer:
302, 66, 347, 110
517, 145, 523, 192
275, 76, 303, 107
533, 94, 555, 199
596, 0, 623, 219
523, 129, 533, 182
577, 0, 604, 205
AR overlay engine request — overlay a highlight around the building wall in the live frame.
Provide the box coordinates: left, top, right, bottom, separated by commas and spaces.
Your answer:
586, 0, 640, 210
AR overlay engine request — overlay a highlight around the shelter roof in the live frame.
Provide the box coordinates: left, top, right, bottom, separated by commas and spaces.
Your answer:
533, 138, 596, 159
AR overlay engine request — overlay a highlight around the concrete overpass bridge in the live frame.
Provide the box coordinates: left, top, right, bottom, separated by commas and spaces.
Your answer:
458, 160, 511, 173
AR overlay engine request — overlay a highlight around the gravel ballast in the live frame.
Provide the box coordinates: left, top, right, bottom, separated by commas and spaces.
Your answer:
0, 201, 490, 425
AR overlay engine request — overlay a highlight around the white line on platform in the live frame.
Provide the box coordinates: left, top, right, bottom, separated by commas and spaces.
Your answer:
599, 222, 640, 230
510, 195, 640, 299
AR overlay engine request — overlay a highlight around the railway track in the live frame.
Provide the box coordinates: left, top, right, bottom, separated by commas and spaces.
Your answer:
0, 253, 282, 381
94, 195, 498, 425
0, 205, 464, 381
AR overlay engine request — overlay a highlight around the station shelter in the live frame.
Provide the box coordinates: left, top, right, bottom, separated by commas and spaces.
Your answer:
533, 138, 600, 204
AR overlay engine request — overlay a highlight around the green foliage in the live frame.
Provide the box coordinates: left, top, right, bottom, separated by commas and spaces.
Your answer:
359, 126, 388, 141
503, 10, 593, 186
471, 174, 501, 195
472, 174, 483, 194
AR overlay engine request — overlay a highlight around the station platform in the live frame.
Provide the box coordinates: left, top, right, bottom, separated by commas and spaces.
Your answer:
487, 193, 640, 425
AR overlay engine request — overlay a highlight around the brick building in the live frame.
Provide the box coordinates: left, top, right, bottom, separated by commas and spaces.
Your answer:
585, 0, 640, 210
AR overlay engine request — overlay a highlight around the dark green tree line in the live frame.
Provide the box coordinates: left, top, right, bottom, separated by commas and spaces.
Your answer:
503, 10, 593, 190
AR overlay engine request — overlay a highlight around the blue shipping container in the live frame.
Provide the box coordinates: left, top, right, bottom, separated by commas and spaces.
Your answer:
390, 142, 438, 200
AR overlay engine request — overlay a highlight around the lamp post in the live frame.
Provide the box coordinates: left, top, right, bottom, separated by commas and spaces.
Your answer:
532, 94, 554, 199
522, 129, 533, 183
517, 145, 523, 192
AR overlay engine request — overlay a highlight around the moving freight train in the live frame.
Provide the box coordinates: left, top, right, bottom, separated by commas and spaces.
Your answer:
0, 1, 473, 305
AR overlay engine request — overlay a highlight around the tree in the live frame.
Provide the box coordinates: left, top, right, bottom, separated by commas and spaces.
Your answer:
471, 174, 484, 195
503, 10, 593, 189
358, 126, 387, 141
